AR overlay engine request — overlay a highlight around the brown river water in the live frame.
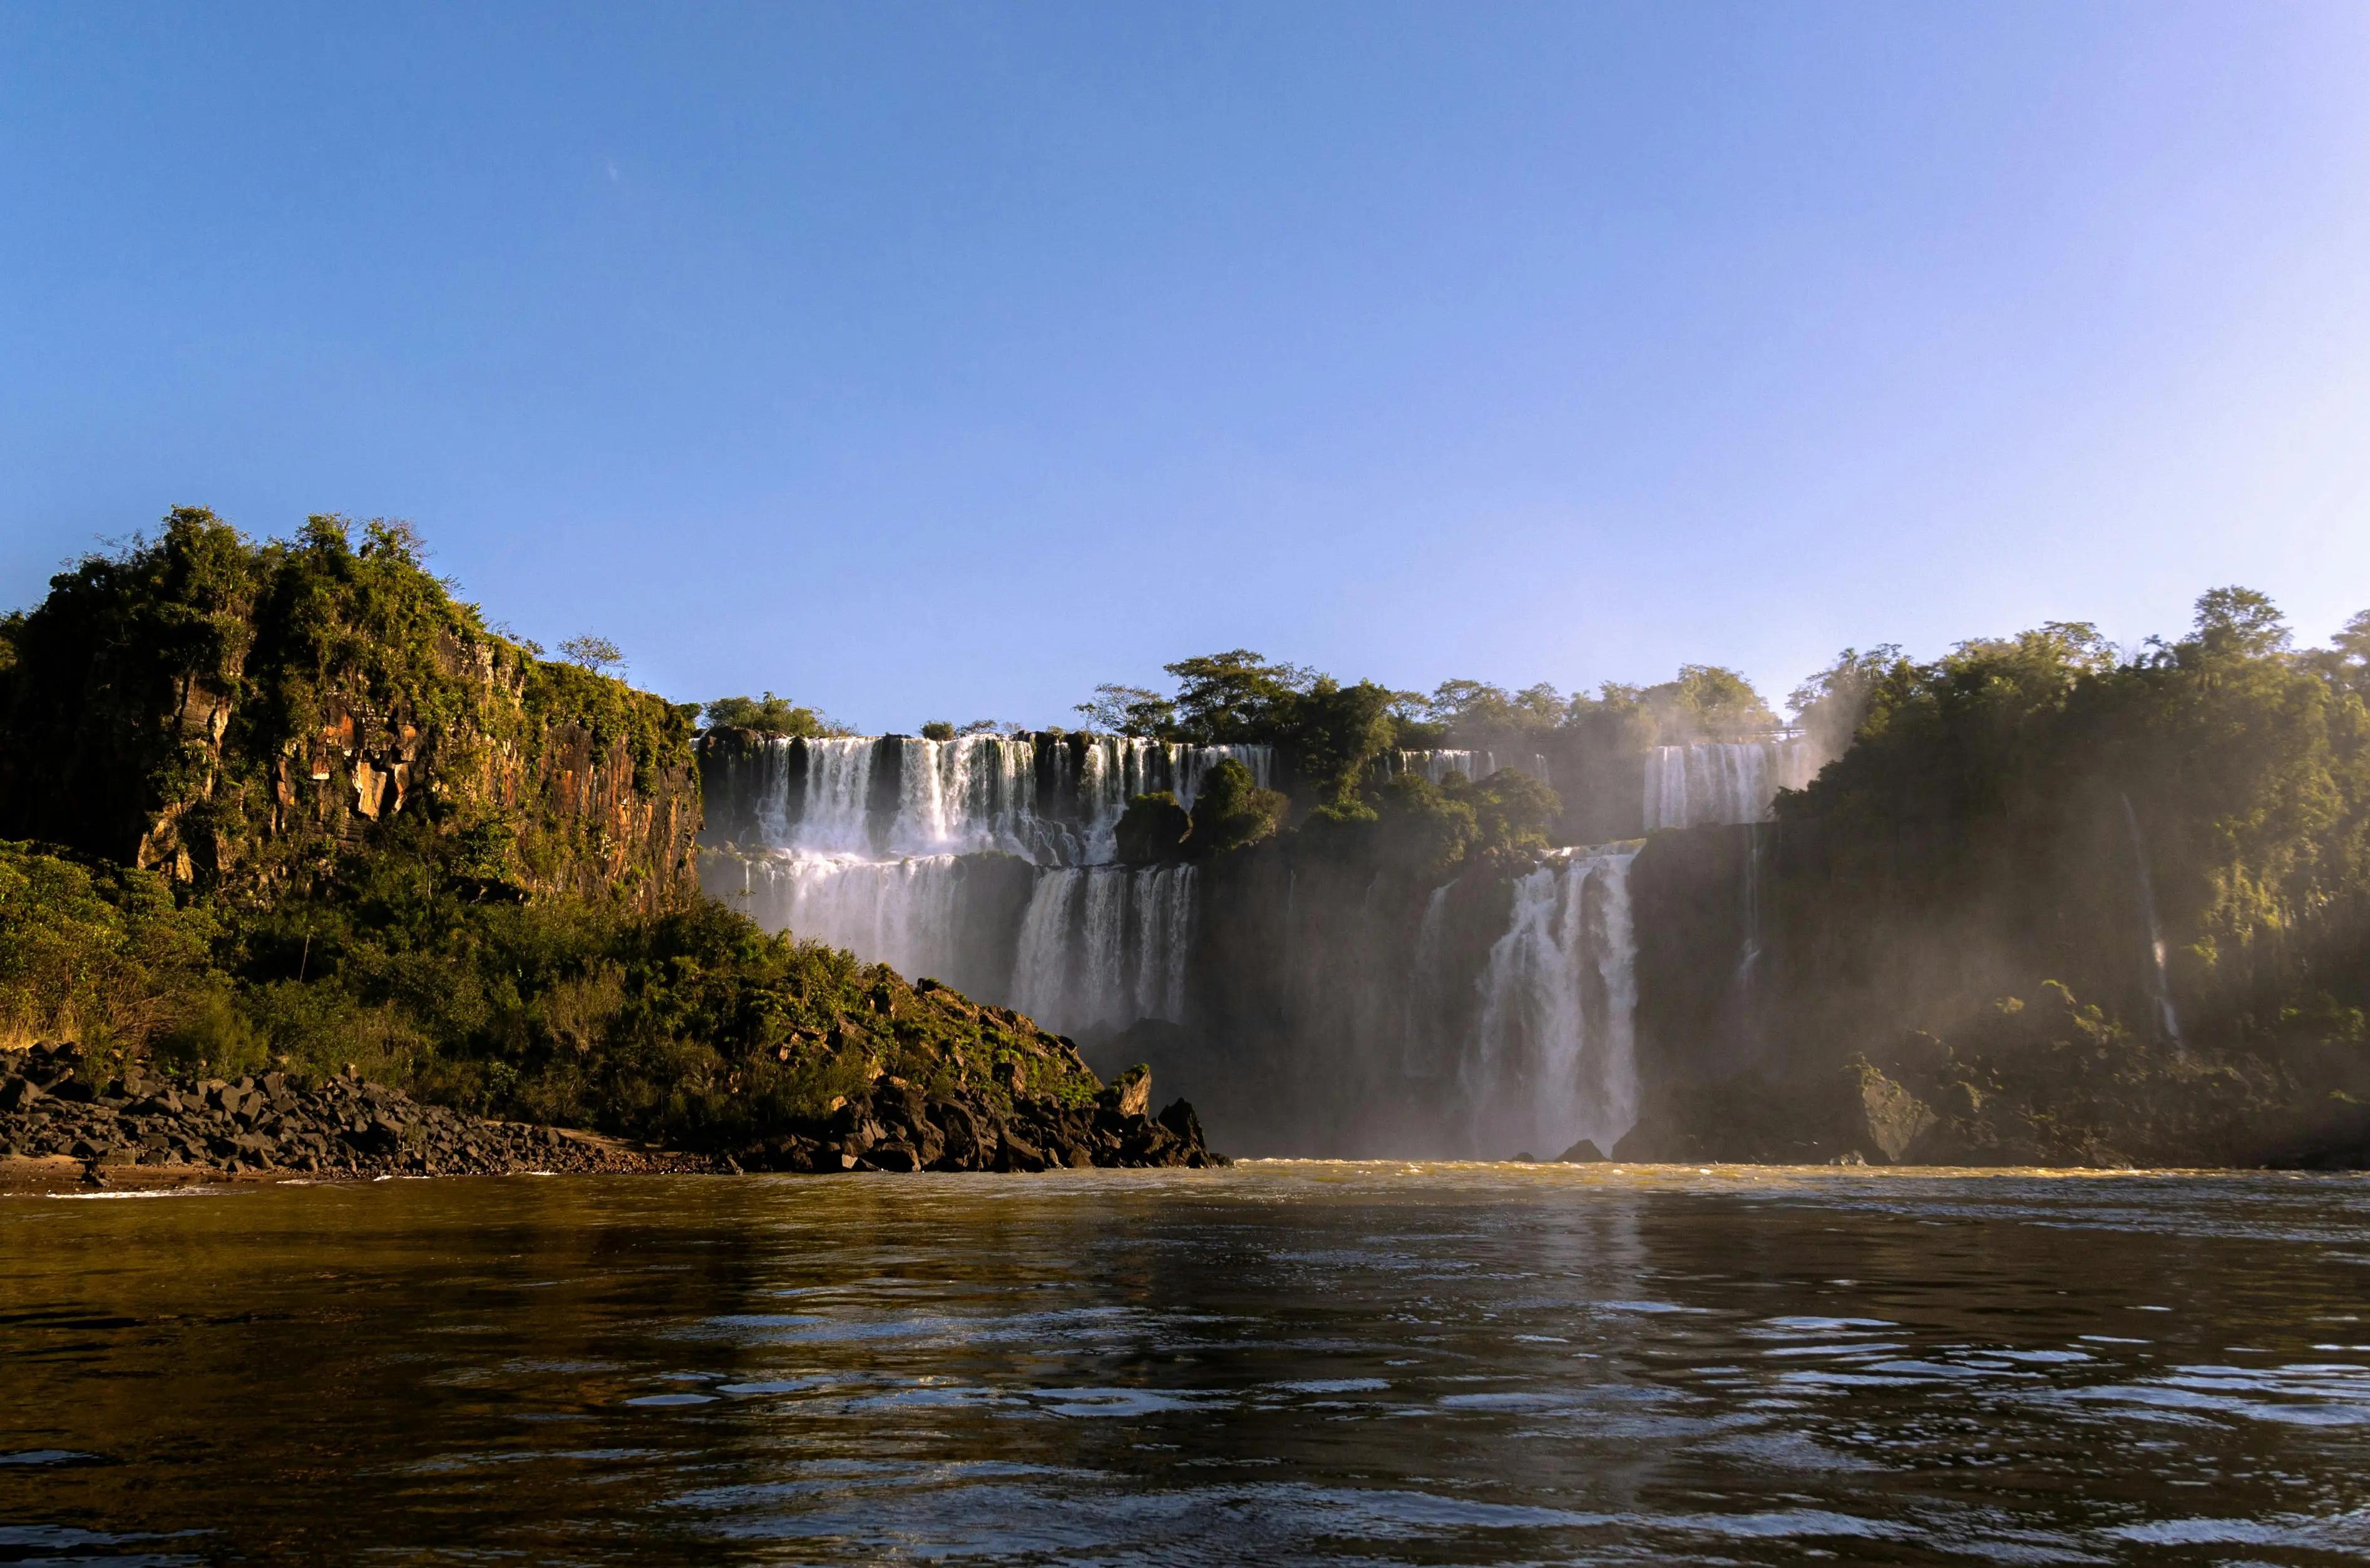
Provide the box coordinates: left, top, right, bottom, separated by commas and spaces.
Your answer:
3, 1164, 2368, 1565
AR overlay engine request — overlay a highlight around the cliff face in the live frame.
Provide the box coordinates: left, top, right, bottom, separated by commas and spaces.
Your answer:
0, 509, 699, 911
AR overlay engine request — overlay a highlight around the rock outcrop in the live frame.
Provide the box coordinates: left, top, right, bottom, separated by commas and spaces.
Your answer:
0, 1043, 1222, 1184
0, 510, 699, 910
732, 1067, 1218, 1174
0, 1043, 695, 1181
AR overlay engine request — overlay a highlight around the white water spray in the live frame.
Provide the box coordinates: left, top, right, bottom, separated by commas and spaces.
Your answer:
1465, 846, 1641, 1159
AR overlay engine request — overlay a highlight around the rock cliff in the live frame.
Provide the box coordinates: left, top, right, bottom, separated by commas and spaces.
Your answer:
0, 509, 698, 910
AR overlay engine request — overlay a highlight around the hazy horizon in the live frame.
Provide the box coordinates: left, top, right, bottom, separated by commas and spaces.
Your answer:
6, 3, 2367, 730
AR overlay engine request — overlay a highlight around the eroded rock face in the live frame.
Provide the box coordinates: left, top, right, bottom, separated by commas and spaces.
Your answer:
1102, 1065, 1152, 1120
0, 513, 700, 911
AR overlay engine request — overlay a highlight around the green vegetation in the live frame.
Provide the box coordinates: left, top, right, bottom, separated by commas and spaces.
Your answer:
700, 692, 839, 738
1186, 760, 1290, 858
0, 508, 698, 899
1758, 588, 2370, 1094
0, 834, 1085, 1147
1071, 647, 1785, 844
1114, 791, 1190, 864
0, 511, 1093, 1146
0, 841, 218, 1056
557, 633, 625, 676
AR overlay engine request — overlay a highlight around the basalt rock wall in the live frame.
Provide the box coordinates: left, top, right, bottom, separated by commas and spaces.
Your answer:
0, 510, 700, 910
0, 509, 701, 914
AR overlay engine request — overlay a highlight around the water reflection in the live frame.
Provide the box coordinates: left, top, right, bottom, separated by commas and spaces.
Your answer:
2, 1165, 2367, 1564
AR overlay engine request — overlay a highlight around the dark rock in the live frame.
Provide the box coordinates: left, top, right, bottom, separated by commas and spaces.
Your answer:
1156, 1099, 1204, 1147
1099, 1065, 1152, 1120
997, 1129, 1048, 1173
1557, 1139, 1607, 1163
865, 1140, 921, 1173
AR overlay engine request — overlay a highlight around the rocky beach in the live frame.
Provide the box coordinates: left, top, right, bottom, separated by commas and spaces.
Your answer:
0, 1043, 1216, 1188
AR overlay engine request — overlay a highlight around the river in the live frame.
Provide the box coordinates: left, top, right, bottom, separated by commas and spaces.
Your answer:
4, 1164, 2367, 1564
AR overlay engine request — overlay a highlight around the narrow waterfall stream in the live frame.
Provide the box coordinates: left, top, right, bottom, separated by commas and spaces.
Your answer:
1464, 846, 1641, 1160
2120, 793, 2185, 1047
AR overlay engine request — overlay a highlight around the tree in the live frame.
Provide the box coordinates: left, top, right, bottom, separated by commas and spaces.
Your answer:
1186, 759, 1288, 857
2192, 587, 2290, 659
1115, 791, 1191, 863
2335, 610, 2370, 665
1369, 771, 1477, 876
1420, 679, 1567, 738
1074, 684, 1177, 737
1286, 677, 1399, 807
702, 694, 834, 738
2323, 610, 2370, 699
359, 518, 426, 566
1163, 650, 1314, 744
1789, 645, 1907, 760
1639, 665, 1776, 740
558, 634, 625, 677
1460, 769, 1561, 863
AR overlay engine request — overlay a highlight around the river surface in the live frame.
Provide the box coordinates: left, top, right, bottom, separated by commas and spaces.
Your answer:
3, 1164, 2369, 1565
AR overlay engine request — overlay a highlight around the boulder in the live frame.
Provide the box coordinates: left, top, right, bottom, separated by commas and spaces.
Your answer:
1849, 1063, 1939, 1164
1100, 1065, 1152, 1121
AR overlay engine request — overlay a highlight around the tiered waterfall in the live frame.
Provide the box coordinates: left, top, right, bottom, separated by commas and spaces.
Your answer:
710, 734, 1269, 1036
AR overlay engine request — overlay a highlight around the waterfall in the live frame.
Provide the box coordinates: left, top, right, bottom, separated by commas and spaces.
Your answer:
1390, 749, 1480, 785
1464, 846, 1639, 1159
782, 737, 878, 854
714, 732, 1250, 1035
1008, 864, 1198, 1037
1403, 883, 1454, 1075
732, 851, 972, 988
1390, 749, 1553, 787
2120, 794, 2184, 1047
1174, 744, 1273, 808
1641, 739, 1812, 829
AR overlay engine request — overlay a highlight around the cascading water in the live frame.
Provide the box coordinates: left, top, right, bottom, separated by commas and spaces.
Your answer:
729, 852, 973, 990
1394, 749, 1490, 785
1464, 846, 1640, 1160
1641, 739, 1815, 830
710, 727, 1659, 1158
714, 733, 1266, 1038
1388, 750, 1554, 787
2120, 794, 2184, 1047
1009, 864, 1198, 1037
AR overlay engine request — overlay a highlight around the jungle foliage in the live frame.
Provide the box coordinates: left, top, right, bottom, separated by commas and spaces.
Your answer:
700, 692, 841, 738
1074, 645, 1782, 853
0, 511, 1088, 1145
0, 509, 699, 893
1768, 590, 2370, 1068
0, 828, 1088, 1149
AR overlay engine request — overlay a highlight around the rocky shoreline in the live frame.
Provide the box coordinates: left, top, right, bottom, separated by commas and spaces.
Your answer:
0, 1045, 1221, 1187
732, 1065, 1222, 1174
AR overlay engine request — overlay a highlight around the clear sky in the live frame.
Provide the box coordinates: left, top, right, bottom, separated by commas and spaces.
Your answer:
4, 3, 2367, 731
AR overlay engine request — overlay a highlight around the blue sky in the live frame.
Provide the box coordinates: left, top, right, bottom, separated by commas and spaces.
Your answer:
5, 3, 2367, 730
